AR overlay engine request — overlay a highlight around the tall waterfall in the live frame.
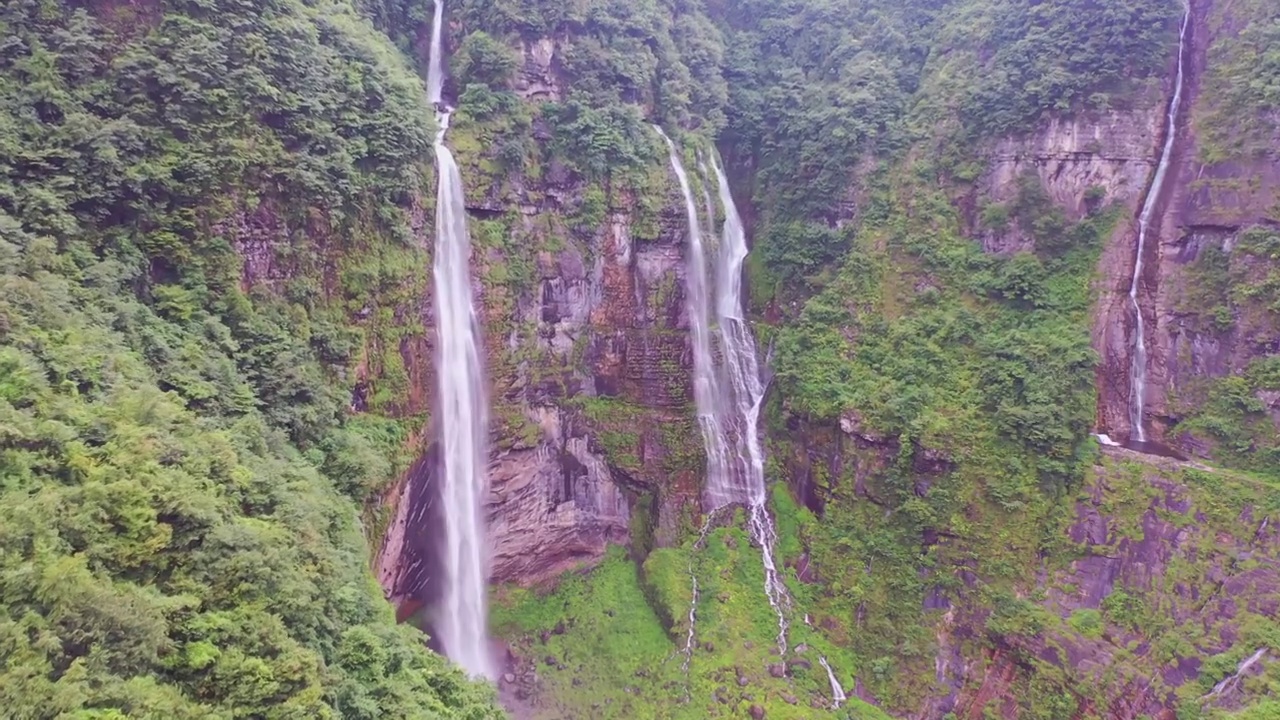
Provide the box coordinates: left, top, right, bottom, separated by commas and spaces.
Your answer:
659, 127, 846, 707
427, 0, 494, 679
1128, 9, 1190, 443
657, 129, 789, 651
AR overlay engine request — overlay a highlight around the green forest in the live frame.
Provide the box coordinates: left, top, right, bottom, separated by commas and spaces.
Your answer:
3, 0, 1280, 717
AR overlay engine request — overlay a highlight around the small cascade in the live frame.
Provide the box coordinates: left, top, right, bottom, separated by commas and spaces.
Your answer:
427, 0, 494, 679
1202, 648, 1268, 700
1128, 9, 1190, 443
681, 513, 718, 673
819, 656, 848, 709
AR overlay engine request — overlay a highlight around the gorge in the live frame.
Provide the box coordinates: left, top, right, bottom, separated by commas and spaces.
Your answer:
2, 0, 1280, 719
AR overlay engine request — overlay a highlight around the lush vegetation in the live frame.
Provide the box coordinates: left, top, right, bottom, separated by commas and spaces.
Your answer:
440, 0, 1280, 716
1173, 225, 1280, 471
0, 0, 499, 716
7, 0, 1279, 716
1197, 0, 1280, 162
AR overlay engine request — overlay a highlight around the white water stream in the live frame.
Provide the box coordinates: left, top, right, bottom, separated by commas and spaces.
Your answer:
819, 656, 848, 709
659, 128, 845, 705
1128, 9, 1189, 443
427, 0, 493, 679
1203, 648, 1268, 700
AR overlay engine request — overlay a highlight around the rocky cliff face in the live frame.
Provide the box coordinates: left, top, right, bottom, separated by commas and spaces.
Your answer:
977, 96, 1166, 439
1154, 0, 1280, 453
361, 0, 1280, 715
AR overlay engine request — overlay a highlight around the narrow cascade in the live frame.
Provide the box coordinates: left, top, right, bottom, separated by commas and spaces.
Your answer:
1128, 9, 1190, 443
819, 656, 848, 709
657, 127, 793, 669
681, 513, 718, 673
1203, 648, 1268, 700
427, 0, 494, 679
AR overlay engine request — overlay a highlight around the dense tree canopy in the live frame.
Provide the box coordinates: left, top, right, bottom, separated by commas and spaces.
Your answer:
0, 0, 498, 716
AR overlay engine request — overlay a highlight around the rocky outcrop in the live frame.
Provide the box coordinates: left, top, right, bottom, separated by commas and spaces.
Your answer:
514, 37, 564, 102
966, 81, 1168, 439
984, 107, 1161, 226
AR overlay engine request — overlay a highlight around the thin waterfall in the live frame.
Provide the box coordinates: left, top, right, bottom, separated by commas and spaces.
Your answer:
1129, 9, 1190, 443
819, 656, 848, 709
1202, 648, 1268, 700
427, 0, 494, 679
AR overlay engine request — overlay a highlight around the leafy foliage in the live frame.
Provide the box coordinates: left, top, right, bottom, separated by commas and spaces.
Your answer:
0, 0, 498, 716
1197, 0, 1280, 162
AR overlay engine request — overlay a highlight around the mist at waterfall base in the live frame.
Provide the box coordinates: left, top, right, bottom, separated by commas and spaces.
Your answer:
1125, 8, 1189, 447
658, 128, 847, 708
425, 0, 495, 680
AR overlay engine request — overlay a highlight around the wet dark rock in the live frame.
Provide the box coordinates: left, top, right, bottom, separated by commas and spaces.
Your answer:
749, 704, 766, 720
714, 686, 728, 704
768, 663, 786, 678
544, 655, 556, 666
787, 658, 813, 674
782, 693, 798, 705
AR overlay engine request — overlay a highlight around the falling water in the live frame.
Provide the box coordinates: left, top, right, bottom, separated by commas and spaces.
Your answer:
1203, 648, 1268, 700
819, 656, 848, 709
708, 153, 791, 653
427, 0, 494, 679
658, 128, 792, 650
655, 127, 731, 504
660, 128, 846, 706
1128, 9, 1190, 443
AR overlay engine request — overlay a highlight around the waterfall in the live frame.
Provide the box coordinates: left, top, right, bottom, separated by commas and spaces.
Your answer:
655, 127, 732, 509
1202, 648, 1268, 700
1128, 9, 1190, 443
707, 153, 791, 654
819, 656, 848, 709
657, 128, 791, 651
427, 0, 494, 679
